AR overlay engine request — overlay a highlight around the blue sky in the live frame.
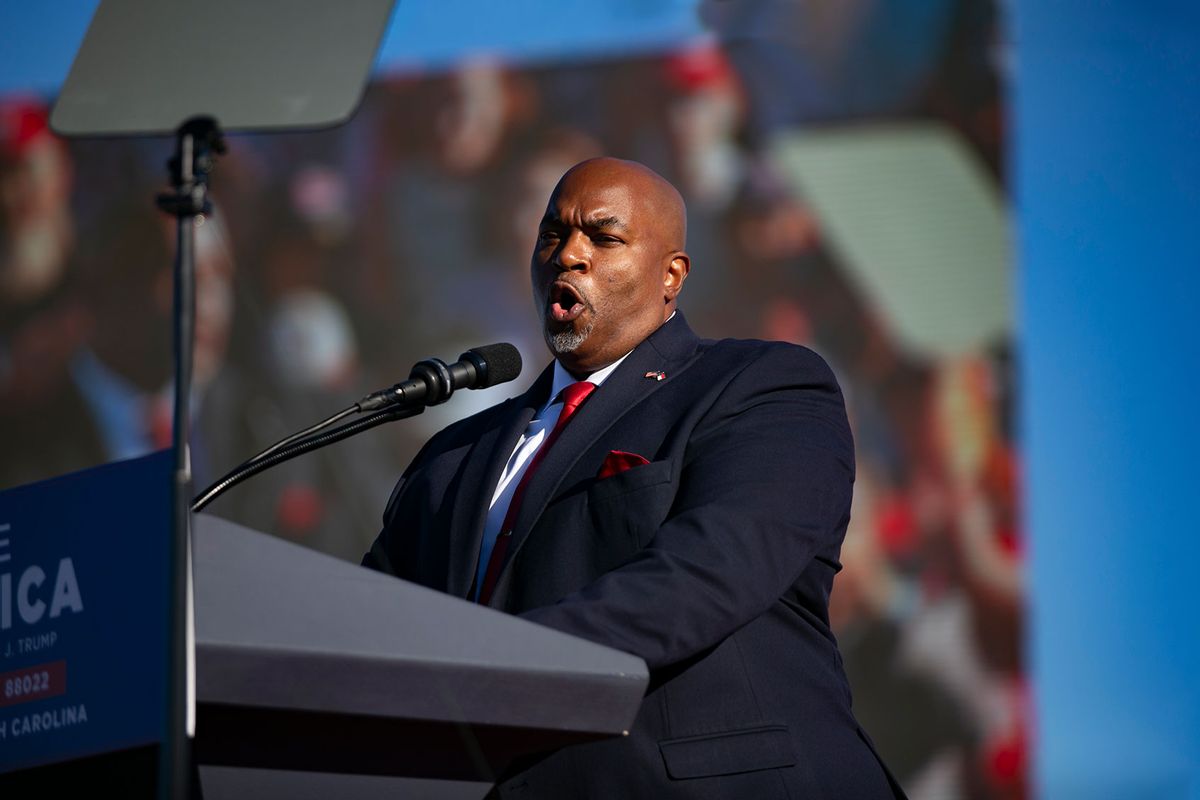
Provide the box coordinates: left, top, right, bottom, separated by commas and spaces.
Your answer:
0, 0, 705, 98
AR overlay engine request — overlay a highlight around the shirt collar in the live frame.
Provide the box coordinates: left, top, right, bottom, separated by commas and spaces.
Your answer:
549, 349, 629, 408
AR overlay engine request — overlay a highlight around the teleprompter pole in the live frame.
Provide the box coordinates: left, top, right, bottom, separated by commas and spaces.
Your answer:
156, 116, 225, 800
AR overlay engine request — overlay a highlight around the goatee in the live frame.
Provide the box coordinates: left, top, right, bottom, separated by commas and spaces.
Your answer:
545, 318, 594, 354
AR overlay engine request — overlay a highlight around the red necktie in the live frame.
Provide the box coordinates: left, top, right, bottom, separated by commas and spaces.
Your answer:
477, 380, 596, 604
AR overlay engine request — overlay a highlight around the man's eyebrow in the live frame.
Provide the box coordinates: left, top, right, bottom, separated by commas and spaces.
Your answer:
539, 213, 628, 231
583, 215, 626, 230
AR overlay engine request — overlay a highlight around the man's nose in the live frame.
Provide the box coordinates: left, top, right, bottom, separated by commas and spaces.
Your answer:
554, 230, 589, 271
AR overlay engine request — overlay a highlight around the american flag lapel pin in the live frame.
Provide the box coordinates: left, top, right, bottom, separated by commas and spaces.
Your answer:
644, 371, 666, 382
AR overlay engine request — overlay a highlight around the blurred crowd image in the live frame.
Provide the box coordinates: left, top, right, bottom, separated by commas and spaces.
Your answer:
0, 2, 1020, 797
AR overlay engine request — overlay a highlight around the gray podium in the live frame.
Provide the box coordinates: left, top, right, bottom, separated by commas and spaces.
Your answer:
192, 514, 649, 799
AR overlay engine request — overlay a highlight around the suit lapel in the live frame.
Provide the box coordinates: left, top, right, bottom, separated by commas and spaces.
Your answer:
489, 314, 702, 602
444, 365, 553, 597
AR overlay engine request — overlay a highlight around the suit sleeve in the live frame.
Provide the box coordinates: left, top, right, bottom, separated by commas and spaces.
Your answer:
519, 345, 854, 671
361, 432, 440, 575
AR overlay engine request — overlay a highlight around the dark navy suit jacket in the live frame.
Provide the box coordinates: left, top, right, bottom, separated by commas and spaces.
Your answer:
364, 313, 904, 798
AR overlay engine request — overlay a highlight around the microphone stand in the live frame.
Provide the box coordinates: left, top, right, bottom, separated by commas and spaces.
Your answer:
156, 115, 225, 800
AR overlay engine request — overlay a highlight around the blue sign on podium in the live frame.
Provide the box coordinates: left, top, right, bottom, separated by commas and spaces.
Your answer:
0, 451, 173, 774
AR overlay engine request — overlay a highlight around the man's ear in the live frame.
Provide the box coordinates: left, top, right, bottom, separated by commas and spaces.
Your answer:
664, 251, 690, 301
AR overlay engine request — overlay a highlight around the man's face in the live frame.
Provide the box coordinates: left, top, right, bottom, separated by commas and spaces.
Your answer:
531, 165, 684, 375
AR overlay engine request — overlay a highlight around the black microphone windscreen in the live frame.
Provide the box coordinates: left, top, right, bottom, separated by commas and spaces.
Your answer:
468, 343, 522, 388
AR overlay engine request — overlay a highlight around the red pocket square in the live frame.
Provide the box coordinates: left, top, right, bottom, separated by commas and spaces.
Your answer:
598, 450, 651, 479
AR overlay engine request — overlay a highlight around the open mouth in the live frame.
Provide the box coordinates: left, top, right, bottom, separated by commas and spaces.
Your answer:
547, 281, 587, 324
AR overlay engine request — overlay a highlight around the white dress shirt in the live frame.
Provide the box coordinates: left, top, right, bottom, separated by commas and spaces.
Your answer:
472, 352, 630, 598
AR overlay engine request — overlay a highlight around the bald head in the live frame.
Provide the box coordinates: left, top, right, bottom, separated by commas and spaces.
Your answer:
531, 157, 691, 376
559, 157, 687, 250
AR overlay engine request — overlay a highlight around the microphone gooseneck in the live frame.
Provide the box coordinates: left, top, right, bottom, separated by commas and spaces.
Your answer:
192, 404, 419, 513
192, 343, 523, 512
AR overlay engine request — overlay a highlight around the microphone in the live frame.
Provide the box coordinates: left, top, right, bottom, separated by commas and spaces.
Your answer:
357, 343, 523, 412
